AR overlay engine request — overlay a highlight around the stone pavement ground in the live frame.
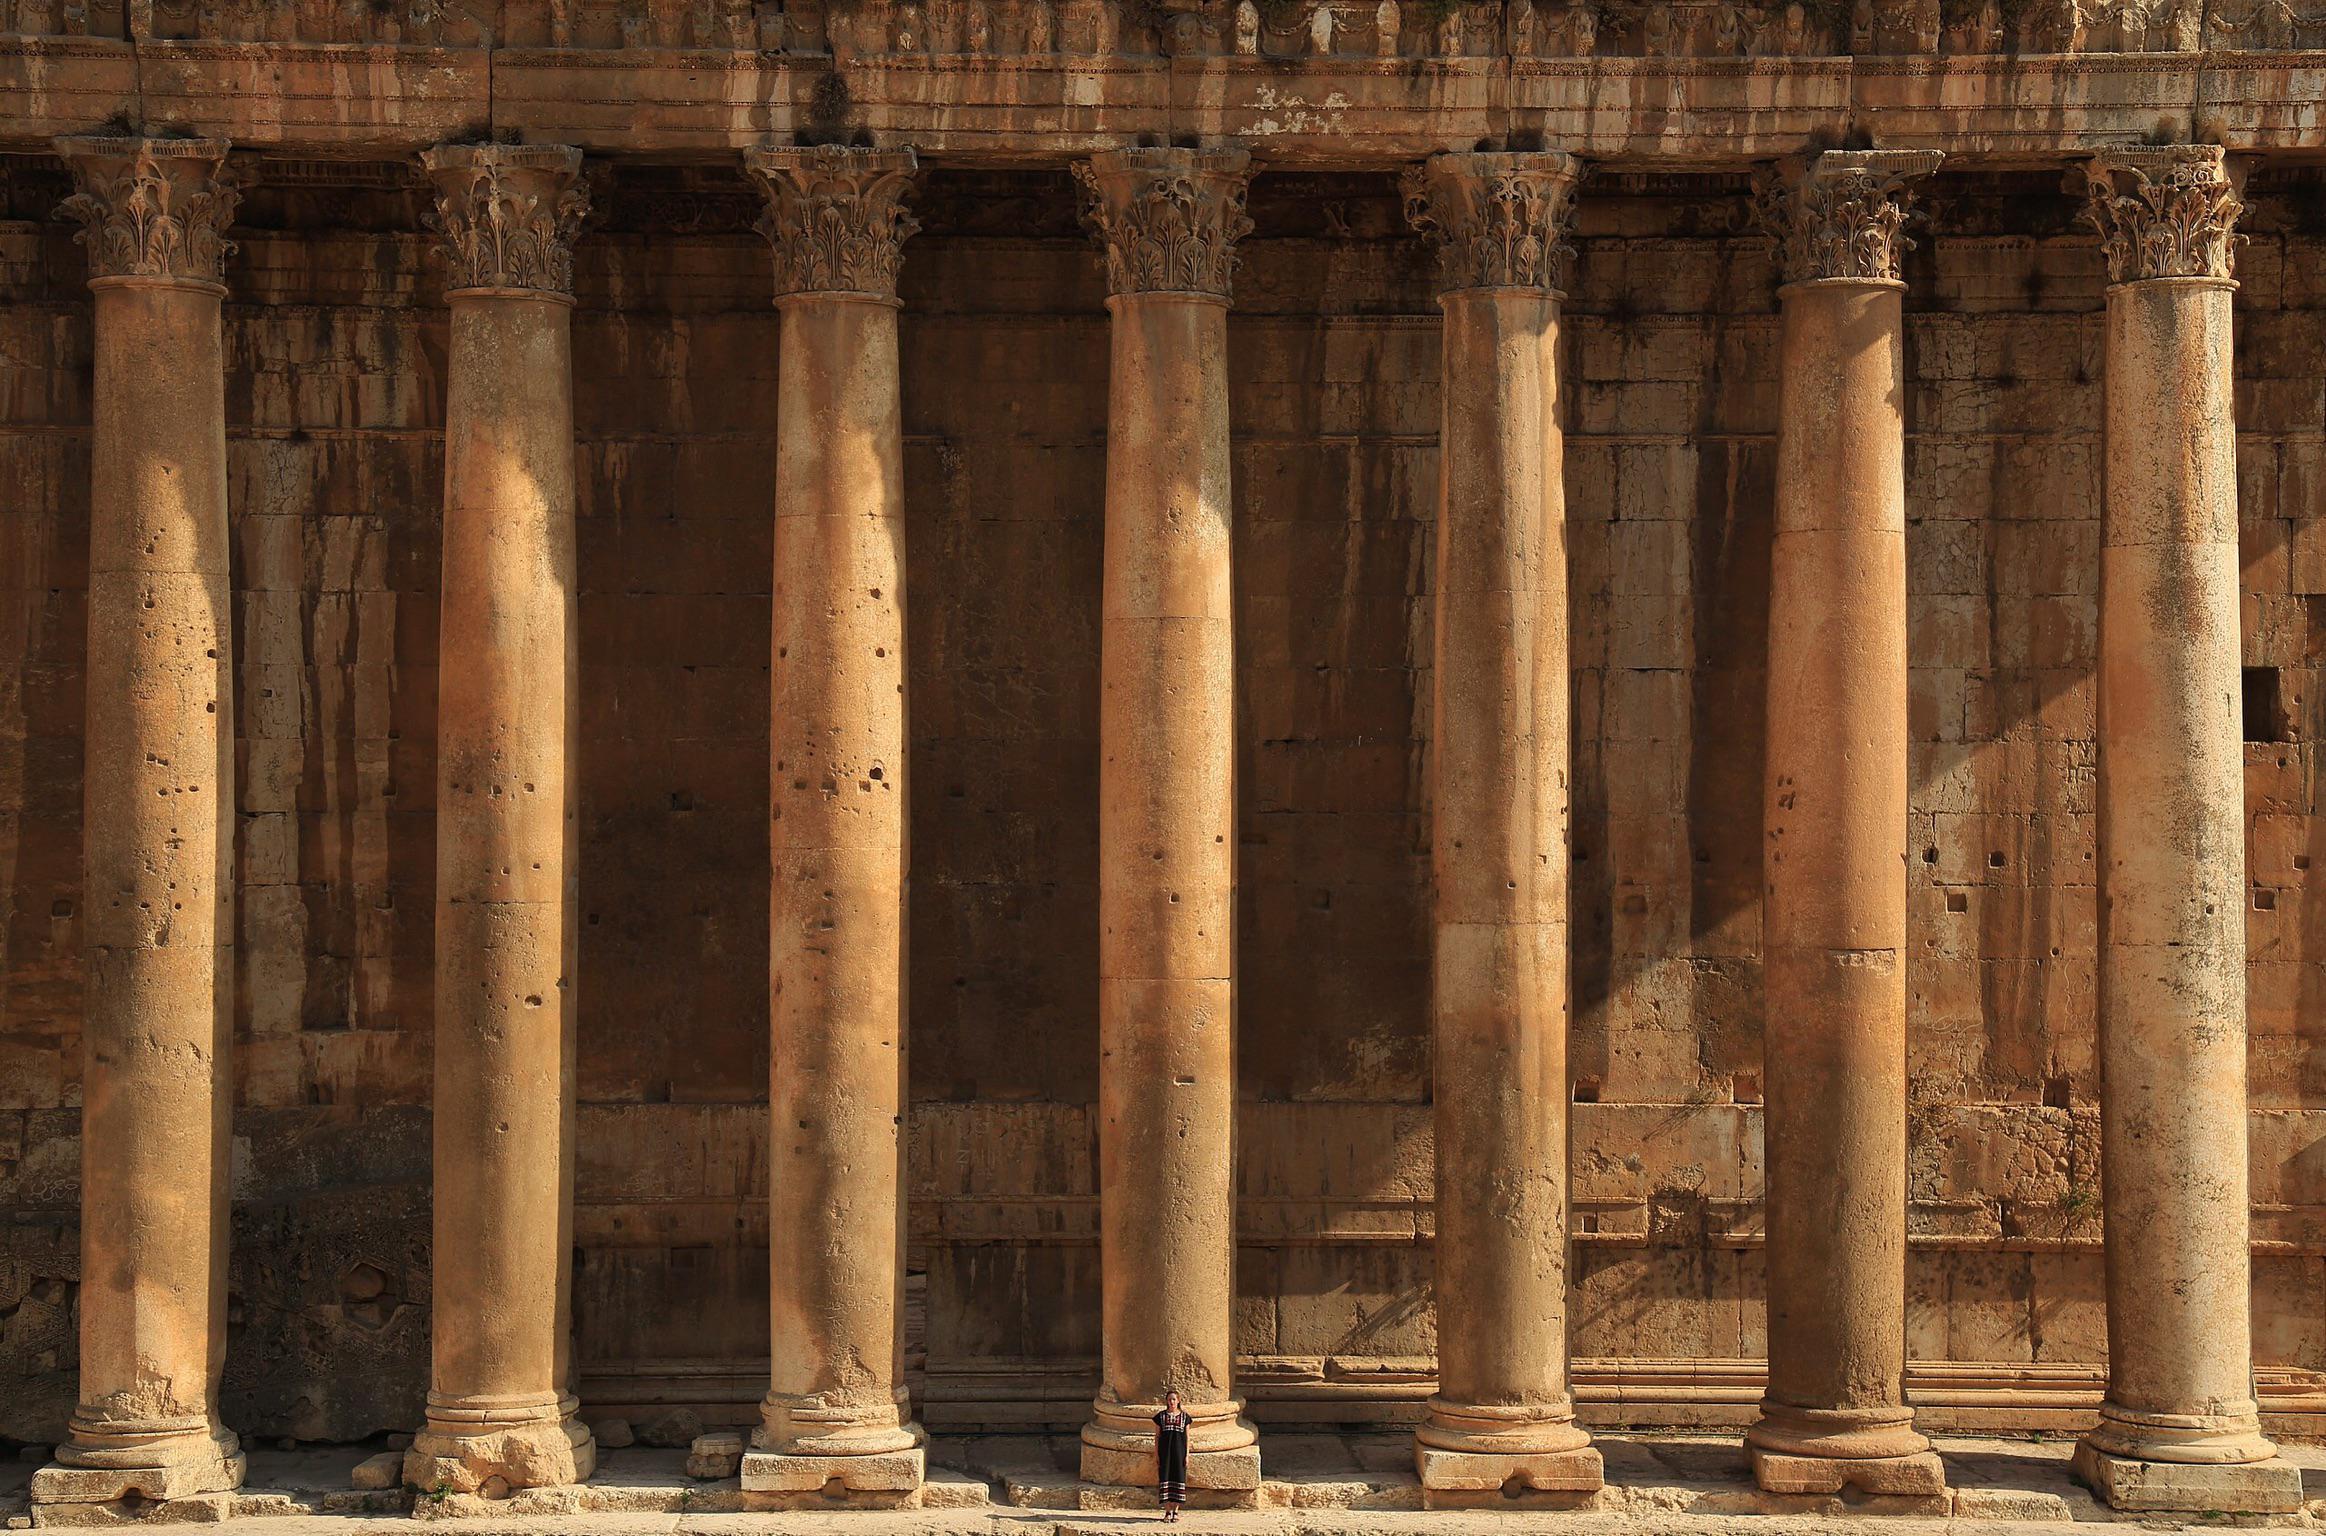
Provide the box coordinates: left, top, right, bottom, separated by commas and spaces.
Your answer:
4, 1436, 2326, 1533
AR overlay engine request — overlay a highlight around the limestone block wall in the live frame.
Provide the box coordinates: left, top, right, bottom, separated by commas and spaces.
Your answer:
3, 162, 2325, 1446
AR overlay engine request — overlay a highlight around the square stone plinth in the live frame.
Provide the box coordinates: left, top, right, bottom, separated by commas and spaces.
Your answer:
2071, 1442, 2305, 1514
1750, 1447, 1947, 1496
740, 1446, 924, 1494
31, 1451, 247, 1505
1416, 1444, 1604, 1507
1079, 1442, 1261, 1492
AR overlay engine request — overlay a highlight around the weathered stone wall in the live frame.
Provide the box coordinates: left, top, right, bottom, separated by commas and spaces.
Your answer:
3, 162, 2325, 1447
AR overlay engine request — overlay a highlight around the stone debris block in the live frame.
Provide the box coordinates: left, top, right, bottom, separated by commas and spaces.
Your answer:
635, 1407, 703, 1448
350, 1451, 402, 1490
685, 1431, 745, 1480
589, 1417, 635, 1450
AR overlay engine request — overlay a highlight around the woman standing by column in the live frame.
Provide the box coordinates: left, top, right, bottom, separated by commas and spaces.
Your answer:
1155, 1390, 1191, 1520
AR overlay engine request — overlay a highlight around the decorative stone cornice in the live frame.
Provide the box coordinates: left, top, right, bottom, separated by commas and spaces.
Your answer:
1755, 149, 1943, 285
744, 145, 921, 303
420, 142, 589, 297
1074, 146, 1254, 301
53, 137, 240, 290
2080, 144, 2243, 284
1401, 150, 1583, 295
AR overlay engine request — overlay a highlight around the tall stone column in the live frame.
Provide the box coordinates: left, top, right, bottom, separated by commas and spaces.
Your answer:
32, 136, 246, 1510
403, 143, 596, 1497
739, 143, 927, 1500
2070, 145, 2300, 1515
1074, 145, 1261, 1497
1399, 151, 1601, 1503
1745, 149, 1946, 1499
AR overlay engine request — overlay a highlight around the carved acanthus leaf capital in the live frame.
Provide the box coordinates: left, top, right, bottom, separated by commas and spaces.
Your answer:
53, 136, 240, 289
1402, 150, 1583, 294
745, 145, 921, 302
1075, 146, 1254, 301
421, 143, 589, 297
2080, 145, 2243, 285
1755, 149, 1942, 285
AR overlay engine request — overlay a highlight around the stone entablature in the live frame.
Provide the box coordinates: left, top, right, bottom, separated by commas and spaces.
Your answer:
5, 0, 2325, 59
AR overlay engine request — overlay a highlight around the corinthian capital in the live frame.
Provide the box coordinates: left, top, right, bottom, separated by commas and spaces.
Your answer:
1756, 149, 1942, 286
1074, 147, 1254, 302
53, 136, 240, 290
744, 145, 921, 303
1401, 150, 1582, 295
2081, 145, 2244, 285
421, 143, 589, 298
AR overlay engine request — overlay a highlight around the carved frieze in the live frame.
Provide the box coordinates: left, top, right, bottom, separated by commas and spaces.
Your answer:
2080, 143, 2243, 283
53, 136, 240, 288
744, 143, 920, 300
421, 142, 588, 295
1402, 149, 1582, 294
1755, 149, 1942, 284
2, 0, 2307, 53
1074, 146, 1253, 301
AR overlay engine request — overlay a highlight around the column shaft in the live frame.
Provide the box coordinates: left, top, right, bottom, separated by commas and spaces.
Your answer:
1401, 150, 1599, 1502
743, 144, 925, 1500
2071, 145, 2298, 1515
406, 143, 594, 1497
1076, 146, 1260, 1497
1746, 150, 1942, 1498
36, 136, 246, 1508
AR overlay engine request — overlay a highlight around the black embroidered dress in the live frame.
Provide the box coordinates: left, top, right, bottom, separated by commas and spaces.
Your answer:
1152, 1407, 1191, 1506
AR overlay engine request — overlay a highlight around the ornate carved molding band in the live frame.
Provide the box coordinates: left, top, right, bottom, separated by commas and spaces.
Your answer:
2081, 143, 2243, 284
1402, 150, 1583, 295
1756, 148, 1942, 285
1075, 146, 1254, 302
53, 136, 240, 291
420, 142, 589, 297
743, 144, 921, 302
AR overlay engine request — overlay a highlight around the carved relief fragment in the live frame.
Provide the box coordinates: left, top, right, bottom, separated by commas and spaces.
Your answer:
1755, 148, 1941, 285
745, 144, 921, 301
54, 136, 241, 288
1402, 149, 1582, 294
1074, 146, 1254, 300
421, 142, 589, 296
2081, 144, 2243, 284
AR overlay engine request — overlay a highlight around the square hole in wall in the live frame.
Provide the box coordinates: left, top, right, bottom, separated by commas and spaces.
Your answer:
2245, 666, 2292, 744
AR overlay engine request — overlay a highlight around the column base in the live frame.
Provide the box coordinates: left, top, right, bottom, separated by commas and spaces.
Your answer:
2072, 1441, 2304, 1514
1413, 1396, 1602, 1498
1080, 1393, 1260, 1490
740, 1446, 925, 1495
1749, 1446, 1947, 1496
402, 1397, 595, 1495
31, 1424, 244, 1505
1746, 1402, 1943, 1494
1079, 1441, 1262, 1492
1416, 1444, 1606, 1499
